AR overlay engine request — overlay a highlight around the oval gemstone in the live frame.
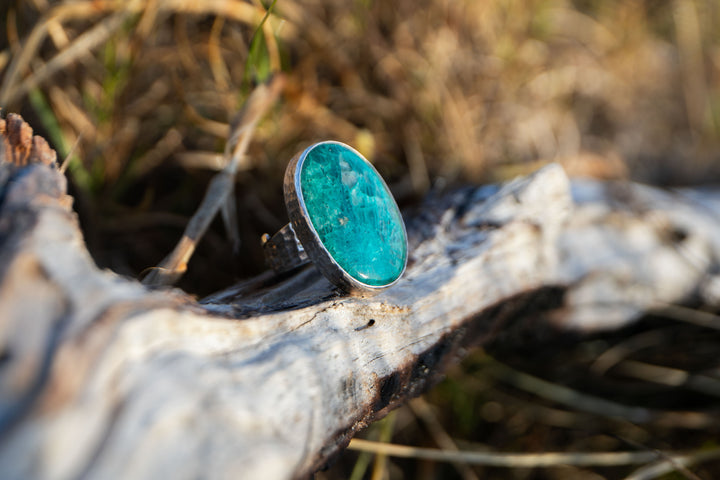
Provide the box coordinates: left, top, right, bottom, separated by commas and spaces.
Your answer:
299, 143, 407, 286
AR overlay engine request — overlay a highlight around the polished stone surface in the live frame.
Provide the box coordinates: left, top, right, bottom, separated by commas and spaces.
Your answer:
300, 143, 407, 286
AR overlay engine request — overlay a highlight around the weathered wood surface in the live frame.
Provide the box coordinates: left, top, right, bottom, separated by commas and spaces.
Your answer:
1, 113, 719, 479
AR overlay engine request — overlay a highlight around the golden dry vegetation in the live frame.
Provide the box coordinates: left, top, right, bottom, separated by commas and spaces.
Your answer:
2, 0, 720, 288
2, 1, 720, 479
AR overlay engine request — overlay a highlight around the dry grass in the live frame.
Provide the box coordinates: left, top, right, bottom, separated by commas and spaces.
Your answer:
2, 1, 720, 478
1, 1, 719, 290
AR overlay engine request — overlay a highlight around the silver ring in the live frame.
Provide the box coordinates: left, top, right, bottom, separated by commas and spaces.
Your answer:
262, 141, 408, 295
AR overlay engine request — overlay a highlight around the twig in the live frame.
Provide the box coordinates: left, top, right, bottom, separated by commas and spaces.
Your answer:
208, 16, 231, 91
650, 303, 720, 331
488, 360, 716, 429
142, 76, 283, 287
624, 447, 720, 480
348, 438, 679, 468
409, 398, 480, 480
590, 328, 672, 375
614, 360, 720, 398
616, 436, 704, 480
59, 127, 85, 174
488, 361, 653, 423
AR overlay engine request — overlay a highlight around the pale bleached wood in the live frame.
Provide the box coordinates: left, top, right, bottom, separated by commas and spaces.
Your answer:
1, 114, 720, 479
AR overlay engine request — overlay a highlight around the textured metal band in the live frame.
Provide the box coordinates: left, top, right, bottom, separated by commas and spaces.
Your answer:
262, 223, 309, 272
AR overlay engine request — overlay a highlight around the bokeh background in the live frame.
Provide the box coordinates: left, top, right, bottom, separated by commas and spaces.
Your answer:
2, 1, 720, 478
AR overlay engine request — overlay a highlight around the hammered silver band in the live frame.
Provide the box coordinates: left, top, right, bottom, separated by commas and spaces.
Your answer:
261, 223, 309, 272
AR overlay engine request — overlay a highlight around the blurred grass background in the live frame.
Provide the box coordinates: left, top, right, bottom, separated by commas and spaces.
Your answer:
2, 1, 720, 478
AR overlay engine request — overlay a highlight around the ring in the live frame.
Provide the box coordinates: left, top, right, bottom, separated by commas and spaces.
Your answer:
262, 141, 408, 294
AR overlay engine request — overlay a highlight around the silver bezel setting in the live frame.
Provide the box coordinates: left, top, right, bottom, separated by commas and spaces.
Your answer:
283, 141, 408, 295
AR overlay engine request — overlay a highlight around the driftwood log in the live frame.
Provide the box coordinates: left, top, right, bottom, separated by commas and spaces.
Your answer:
1, 113, 720, 479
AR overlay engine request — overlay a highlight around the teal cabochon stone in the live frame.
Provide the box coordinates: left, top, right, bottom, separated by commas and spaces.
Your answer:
299, 143, 407, 287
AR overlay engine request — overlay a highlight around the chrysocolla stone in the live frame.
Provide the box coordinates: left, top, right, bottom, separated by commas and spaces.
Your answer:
299, 143, 407, 286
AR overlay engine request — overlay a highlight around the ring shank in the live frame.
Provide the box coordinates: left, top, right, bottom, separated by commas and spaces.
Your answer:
262, 223, 309, 272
